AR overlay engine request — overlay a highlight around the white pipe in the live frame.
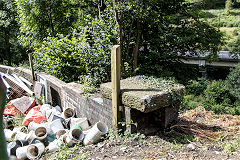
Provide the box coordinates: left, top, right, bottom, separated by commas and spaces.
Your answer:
35, 127, 47, 141
83, 122, 108, 145
16, 145, 29, 159
13, 126, 28, 133
15, 132, 28, 141
56, 129, 68, 139
47, 137, 64, 152
66, 128, 84, 147
70, 117, 89, 130
28, 121, 42, 131
62, 107, 75, 119
12, 74, 27, 87
49, 119, 65, 134
26, 143, 45, 160
26, 131, 37, 142
4, 129, 15, 141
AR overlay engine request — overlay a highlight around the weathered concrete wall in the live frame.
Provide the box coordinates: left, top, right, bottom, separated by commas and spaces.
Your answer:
0, 65, 113, 127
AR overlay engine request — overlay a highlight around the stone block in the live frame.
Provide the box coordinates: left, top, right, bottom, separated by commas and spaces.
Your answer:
100, 76, 184, 113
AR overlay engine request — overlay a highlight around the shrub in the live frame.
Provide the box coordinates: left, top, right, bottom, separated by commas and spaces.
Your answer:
204, 80, 235, 105
180, 94, 205, 110
33, 34, 112, 83
34, 16, 118, 84
226, 63, 240, 100
185, 78, 209, 96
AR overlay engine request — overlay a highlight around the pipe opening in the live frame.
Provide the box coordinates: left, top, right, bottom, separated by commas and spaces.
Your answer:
28, 145, 39, 157
64, 108, 74, 118
35, 127, 47, 139
97, 122, 108, 133
72, 129, 82, 140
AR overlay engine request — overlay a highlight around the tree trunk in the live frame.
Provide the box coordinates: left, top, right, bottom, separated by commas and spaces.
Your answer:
133, 19, 140, 70
5, 29, 11, 66
48, 1, 55, 36
113, 0, 124, 71
98, 0, 102, 20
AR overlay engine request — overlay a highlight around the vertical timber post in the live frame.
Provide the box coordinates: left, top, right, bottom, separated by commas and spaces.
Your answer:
111, 45, 121, 136
28, 53, 35, 84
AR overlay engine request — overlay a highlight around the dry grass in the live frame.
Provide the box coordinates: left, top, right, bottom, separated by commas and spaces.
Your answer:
170, 106, 240, 141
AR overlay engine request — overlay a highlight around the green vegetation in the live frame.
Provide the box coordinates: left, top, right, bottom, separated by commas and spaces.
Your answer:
197, 7, 240, 51
1, 0, 240, 116
1, 0, 223, 85
48, 143, 88, 160
223, 136, 240, 154
181, 64, 240, 115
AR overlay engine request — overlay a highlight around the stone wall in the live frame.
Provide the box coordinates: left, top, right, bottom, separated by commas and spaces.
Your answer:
0, 65, 113, 127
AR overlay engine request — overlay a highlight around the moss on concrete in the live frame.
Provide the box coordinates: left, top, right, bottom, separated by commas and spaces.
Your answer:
100, 76, 184, 113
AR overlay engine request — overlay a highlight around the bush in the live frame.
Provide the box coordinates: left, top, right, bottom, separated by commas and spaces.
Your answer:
204, 80, 235, 105
33, 34, 112, 84
180, 94, 205, 110
185, 78, 209, 96
226, 63, 240, 100
34, 16, 118, 84
182, 78, 240, 115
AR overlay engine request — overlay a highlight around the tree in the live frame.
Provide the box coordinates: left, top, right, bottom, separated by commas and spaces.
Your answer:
112, 0, 223, 74
15, 0, 84, 49
0, 0, 26, 65
13, 0, 223, 84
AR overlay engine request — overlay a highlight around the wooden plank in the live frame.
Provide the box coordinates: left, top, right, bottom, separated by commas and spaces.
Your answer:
12, 74, 28, 87
111, 45, 121, 135
3, 74, 34, 96
19, 76, 33, 88
28, 53, 36, 84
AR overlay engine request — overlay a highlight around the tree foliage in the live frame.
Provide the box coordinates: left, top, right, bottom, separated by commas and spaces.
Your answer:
0, 0, 26, 65
226, 63, 240, 100
15, 0, 82, 48
34, 14, 118, 83
113, 0, 223, 76
1, 0, 224, 84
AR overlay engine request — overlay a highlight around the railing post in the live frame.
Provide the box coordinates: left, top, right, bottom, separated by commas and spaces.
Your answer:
111, 45, 121, 135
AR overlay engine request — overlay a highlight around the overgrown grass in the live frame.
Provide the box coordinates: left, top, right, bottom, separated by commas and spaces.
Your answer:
199, 9, 240, 51
199, 9, 240, 27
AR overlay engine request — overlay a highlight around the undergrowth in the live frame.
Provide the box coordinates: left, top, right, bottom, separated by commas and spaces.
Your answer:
181, 71, 240, 115
48, 143, 88, 160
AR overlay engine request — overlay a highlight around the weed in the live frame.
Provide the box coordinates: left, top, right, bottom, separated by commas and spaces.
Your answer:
171, 140, 183, 150
12, 113, 25, 127
48, 143, 87, 160
106, 121, 146, 144
223, 136, 240, 154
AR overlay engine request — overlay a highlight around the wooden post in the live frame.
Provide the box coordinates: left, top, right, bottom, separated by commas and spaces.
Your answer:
28, 53, 35, 84
111, 45, 121, 135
